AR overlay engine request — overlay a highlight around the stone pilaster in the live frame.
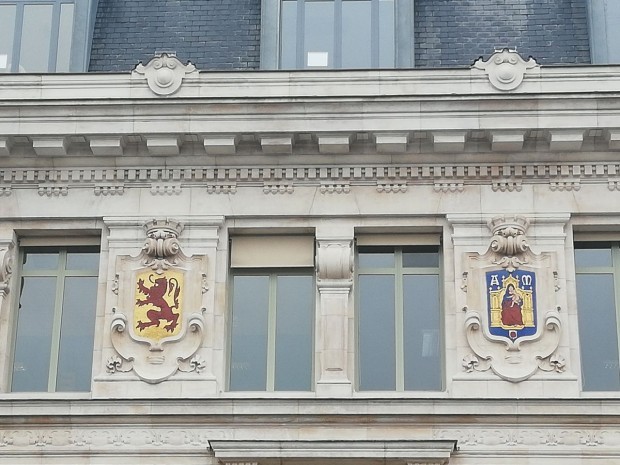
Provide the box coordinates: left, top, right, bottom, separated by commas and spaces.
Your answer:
315, 233, 354, 396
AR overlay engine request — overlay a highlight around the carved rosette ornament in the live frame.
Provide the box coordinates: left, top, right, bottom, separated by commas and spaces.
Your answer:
132, 53, 198, 96
109, 219, 207, 383
461, 215, 563, 382
473, 48, 539, 91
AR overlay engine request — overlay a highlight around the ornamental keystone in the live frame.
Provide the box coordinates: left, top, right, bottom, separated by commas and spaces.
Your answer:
132, 53, 198, 96
473, 48, 539, 91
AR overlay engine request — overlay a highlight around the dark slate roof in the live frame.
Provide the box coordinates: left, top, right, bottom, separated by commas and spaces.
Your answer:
415, 0, 590, 67
89, 0, 591, 72
89, 0, 261, 72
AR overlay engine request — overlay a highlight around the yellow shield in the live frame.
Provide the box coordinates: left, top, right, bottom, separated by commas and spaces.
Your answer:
133, 270, 184, 340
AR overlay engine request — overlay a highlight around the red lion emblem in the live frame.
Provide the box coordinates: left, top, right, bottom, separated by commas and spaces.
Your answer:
135, 274, 180, 333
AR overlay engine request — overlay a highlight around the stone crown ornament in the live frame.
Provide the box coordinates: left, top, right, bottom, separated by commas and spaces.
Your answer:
473, 48, 539, 91
488, 215, 530, 257
132, 53, 198, 96
144, 218, 183, 256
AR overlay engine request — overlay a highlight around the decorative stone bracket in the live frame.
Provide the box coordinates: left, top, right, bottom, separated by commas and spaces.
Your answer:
473, 48, 539, 91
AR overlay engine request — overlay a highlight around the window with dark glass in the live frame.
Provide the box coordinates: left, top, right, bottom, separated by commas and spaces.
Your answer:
228, 236, 315, 391
11, 246, 99, 392
356, 243, 442, 391
280, 0, 396, 69
0, 0, 97, 73
575, 241, 620, 390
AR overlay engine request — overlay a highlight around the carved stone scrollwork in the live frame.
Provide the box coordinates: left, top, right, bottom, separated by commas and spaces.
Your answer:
459, 214, 566, 383
488, 215, 529, 271
110, 308, 205, 383
107, 219, 208, 384
473, 48, 539, 91
142, 218, 184, 273
132, 53, 198, 96
464, 307, 562, 382
0, 241, 15, 297
316, 240, 353, 283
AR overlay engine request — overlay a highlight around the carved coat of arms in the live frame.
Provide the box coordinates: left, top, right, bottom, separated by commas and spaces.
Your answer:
107, 219, 207, 383
461, 216, 563, 382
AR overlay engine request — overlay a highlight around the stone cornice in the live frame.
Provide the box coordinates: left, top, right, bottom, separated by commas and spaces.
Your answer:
1, 65, 620, 101
2, 397, 620, 420
1, 68, 620, 160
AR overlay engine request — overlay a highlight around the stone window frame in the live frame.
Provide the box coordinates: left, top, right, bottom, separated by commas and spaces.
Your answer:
0, 0, 99, 73
8, 237, 100, 393
260, 0, 415, 69
354, 234, 443, 392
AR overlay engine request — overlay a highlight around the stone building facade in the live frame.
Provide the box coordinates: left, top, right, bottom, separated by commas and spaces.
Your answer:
1, 1, 620, 464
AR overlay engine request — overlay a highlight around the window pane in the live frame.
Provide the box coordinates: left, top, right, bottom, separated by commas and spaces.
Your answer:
19, 4, 54, 72
378, 0, 395, 67
358, 247, 395, 268
230, 275, 269, 390
403, 274, 441, 390
280, 0, 297, 68
56, 3, 75, 72
56, 277, 97, 391
275, 275, 313, 390
576, 273, 620, 390
342, 1, 371, 68
359, 274, 395, 389
304, 1, 334, 68
66, 249, 100, 272
0, 5, 16, 72
12, 277, 57, 391
575, 243, 613, 268
22, 250, 59, 270
403, 247, 439, 268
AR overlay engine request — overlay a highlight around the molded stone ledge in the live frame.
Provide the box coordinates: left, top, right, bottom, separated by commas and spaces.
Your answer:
31, 136, 69, 156
145, 135, 182, 156
0, 138, 14, 156
260, 135, 293, 154
317, 134, 352, 154
375, 133, 409, 153
203, 135, 239, 155
90, 136, 126, 156
490, 131, 525, 152
607, 129, 620, 150
548, 130, 585, 151
432, 131, 467, 153
3, 128, 620, 158
209, 440, 458, 465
